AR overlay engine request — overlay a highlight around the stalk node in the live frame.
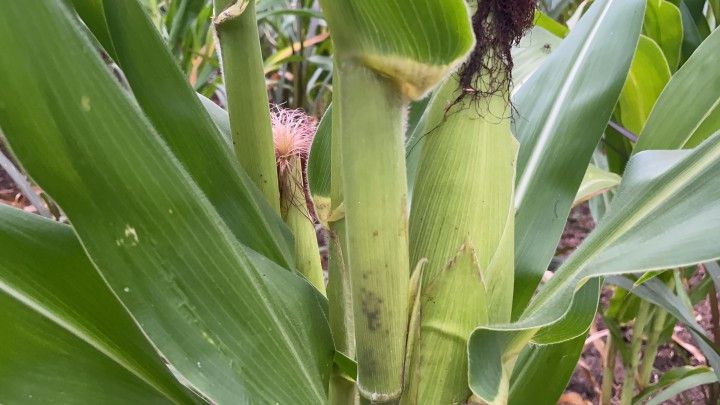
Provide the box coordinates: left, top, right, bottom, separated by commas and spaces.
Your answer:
214, 0, 249, 26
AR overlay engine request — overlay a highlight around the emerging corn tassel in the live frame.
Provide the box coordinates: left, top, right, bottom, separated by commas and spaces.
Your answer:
271, 107, 325, 295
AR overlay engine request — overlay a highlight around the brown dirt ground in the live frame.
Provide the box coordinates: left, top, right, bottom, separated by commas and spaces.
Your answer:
558, 204, 718, 405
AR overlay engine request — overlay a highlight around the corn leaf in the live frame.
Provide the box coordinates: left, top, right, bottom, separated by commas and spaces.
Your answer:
512, 26, 563, 91
573, 164, 622, 206
606, 276, 720, 378
508, 334, 586, 405
0, 205, 196, 404
72, 0, 295, 270
319, 0, 473, 100
0, 293, 173, 404
0, 2, 332, 403
512, 0, 646, 315
635, 28, 720, 152
469, 130, 720, 403
633, 366, 712, 404
308, 105, 332, 198
616, 35, 671, 135
644, 370, 716, 405
643, 0, 683, 70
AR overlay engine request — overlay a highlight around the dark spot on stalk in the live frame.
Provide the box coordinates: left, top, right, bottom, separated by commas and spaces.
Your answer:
361, 289, 382, 331
454, 0, 537, 106
372, 230, 379, 237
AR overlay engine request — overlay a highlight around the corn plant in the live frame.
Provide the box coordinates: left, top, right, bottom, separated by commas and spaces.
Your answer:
594, 4, 720, 403
1, 1, 720, 404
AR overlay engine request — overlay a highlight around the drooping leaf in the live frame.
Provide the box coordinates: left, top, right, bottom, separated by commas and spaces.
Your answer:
0, 205, 195, 404
318, 0, 474, 100
469, 130, 720, 403
508, 334, 586, 405
0, 2, 333, 403
512, 0, 646, 315
643, 368, 716, 405
635, 28, 720, 152
606, 276, 720, 379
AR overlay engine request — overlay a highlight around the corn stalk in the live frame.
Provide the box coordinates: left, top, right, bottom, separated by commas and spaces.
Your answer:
317, 0, 474, 400
213, 0, 280, 212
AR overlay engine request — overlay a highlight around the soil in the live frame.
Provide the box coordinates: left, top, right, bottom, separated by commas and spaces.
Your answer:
558, 204, 718, 405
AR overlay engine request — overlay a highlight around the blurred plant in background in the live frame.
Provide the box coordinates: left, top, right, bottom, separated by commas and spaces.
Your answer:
139, 0, 331, 114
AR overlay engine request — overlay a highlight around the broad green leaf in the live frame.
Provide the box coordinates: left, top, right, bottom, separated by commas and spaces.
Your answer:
0, 293, 172, 404
645, 369, 716, 405
508, 334, 585, 405
469, 131, 720, 403
0, 2, 333, 403
308, 105, 332, 198
678, 1, 708, 63
534, 10, 569, 38
635, 28, 720, 152
79, 0, 295, 270
634, 366, 714, 404
617, 35, 671, 134
512, 26, 563, 91
512, 0, 646, 315
197, 94, 231, 144
573, 164, 622, 206
67, 0, 116, 59
682, 0, 712, 38
588, 146, 614, 221
318, 0, 473, 100
643, 0, 683, 70
0, 205, 194, 404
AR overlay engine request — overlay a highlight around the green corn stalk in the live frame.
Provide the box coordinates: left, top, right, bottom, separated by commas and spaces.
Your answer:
404, 75, 518, 404
280, 156, 326, 295
620, 299, 651, 404
213, 0, 280, 212
317, 1, 474, 400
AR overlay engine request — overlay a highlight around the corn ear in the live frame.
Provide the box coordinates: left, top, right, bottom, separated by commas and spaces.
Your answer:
404, 76, 518, 404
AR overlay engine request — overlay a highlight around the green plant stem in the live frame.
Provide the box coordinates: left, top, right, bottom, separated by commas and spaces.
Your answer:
620, 299, 651, 405
602, 334, 618, 404
213, 0, 281, 213
281, 158, 325, 295
338, 62, 409, 402
327, 71, 357, 405
638, 307, 667, 386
